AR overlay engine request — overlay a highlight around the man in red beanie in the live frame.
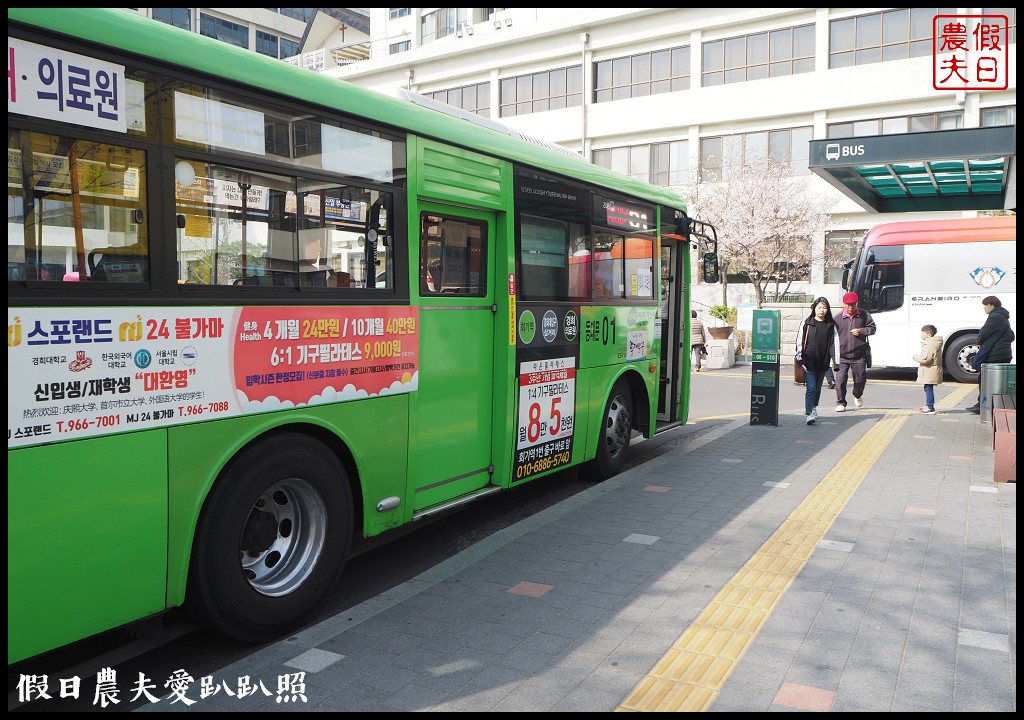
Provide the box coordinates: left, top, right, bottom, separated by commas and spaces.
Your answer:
832, 291, 876, 412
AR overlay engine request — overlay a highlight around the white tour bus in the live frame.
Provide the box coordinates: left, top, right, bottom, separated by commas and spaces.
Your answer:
842, 215, 1016, 383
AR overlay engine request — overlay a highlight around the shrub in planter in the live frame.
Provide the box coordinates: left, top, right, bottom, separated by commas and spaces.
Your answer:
709, 304, 737, 327
708, 305, 737, 338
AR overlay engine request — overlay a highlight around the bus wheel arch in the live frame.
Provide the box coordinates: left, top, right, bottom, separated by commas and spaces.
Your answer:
185, 430, 355, 643
585, 371, 644, 482
944, 332, 980, 384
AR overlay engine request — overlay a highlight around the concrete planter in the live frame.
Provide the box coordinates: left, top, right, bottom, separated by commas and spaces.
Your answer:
705, 337, 737, 369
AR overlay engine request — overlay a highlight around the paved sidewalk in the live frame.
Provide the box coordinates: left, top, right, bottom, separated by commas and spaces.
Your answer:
139, 388, 1016, 712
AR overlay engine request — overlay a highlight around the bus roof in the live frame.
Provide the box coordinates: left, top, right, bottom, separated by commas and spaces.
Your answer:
8, 7, 689, 215
863, 215, 1016, 247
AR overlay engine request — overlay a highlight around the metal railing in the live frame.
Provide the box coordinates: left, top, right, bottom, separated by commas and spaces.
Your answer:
762, 292, 809, 304
284, 42, 371, 72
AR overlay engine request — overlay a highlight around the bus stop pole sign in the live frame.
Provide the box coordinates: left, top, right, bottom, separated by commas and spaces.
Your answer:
750, 309, 781, 426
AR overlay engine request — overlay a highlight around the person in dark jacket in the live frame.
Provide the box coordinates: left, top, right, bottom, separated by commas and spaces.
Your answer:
833, 291, 876, 412
795, 297, 837, 425
965, 295, 1015, 414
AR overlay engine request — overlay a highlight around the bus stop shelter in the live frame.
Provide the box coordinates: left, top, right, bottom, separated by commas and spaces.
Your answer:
808, 125, 1016, 213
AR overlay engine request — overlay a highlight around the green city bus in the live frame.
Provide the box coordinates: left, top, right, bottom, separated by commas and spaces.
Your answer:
7, 8, 719, 665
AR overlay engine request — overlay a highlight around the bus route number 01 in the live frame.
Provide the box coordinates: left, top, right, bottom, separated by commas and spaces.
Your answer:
585, 316, 616, 345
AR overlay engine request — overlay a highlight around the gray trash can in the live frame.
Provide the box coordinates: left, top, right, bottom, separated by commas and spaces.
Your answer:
979, 363, 1016, 424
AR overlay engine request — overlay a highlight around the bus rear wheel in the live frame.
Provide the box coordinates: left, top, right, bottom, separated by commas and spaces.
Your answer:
945, 334, 980, 384
585, 378, 633, 481
185, 433, 352, 643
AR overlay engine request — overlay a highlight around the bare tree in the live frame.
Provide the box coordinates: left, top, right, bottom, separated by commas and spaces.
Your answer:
682, 160, 835, 308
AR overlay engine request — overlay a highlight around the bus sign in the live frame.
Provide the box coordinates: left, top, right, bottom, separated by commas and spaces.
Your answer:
750, 310, 781, 426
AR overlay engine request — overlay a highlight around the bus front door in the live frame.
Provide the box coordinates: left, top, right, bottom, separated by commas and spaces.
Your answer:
656, 237, 686, 429
412, 206, 496, 513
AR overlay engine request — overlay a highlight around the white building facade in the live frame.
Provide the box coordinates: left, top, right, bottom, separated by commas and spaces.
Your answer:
124, 8, 371, 68
320, 8, 1016, 310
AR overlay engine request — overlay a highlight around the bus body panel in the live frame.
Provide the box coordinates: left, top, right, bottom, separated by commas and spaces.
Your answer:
849, 216, 1016, 376
857, 215, 1016, 247
163, 395, 411, 610
579, 304, 660, 436
8, 432, 168, 664
412, 303, 496, 508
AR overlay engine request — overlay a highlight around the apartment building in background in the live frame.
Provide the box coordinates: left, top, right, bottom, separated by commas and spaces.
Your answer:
123, 8, 1015, 307
125, 8, 370, 68
319, 8, 1015, 307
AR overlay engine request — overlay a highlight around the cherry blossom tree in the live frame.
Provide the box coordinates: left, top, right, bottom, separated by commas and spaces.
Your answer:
683, 160, 835, 308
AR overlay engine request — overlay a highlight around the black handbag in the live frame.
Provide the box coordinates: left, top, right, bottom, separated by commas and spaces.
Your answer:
865, 342, 872, 369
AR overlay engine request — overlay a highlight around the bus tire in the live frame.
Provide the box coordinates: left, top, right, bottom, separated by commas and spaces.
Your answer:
945, 333, 980, 384
585, 378, 633, 481
185, 433, 352, 643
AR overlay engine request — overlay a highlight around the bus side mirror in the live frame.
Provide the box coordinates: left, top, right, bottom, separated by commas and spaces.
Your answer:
702, 253, 719, 284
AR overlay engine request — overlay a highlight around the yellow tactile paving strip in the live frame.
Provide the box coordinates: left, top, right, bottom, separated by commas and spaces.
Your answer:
616, 388, 976, 712
940, 383, 976, 408
619, 386, 976, 712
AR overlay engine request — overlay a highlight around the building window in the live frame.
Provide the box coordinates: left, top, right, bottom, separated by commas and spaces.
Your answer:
389, 8, 411, 19
829, 8, 953, 69
981, 105, 1016, 126
421, 8, 468, 44
592, 140, 689, 187
824, 230, 865, 284
594, 46, 690, 102
983, 7, 1016, 43
292, 121, 322, 158
280, 38, 300, 59
425, 83, 491, 117
700, 127, 811, 182
702, 24, 813, 86
273, 8, 316, 23
389, 40, 411, 55
256, 31, 279, 59
499, 66, 583, 118
827, 111, 963, 138
200, 14, 249, 49
152, 8, 191, 31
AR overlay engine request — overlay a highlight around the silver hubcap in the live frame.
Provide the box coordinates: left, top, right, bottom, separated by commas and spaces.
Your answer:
239, 478, 327, 597
958, 343, 981, 376
604, 393, 631, 459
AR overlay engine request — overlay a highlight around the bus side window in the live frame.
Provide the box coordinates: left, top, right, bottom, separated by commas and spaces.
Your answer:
593, 233, 623, 299
88, 245, 149, 283
9, 130, 148, 285
420, 213, 486, 296
568, 236, 592, 298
